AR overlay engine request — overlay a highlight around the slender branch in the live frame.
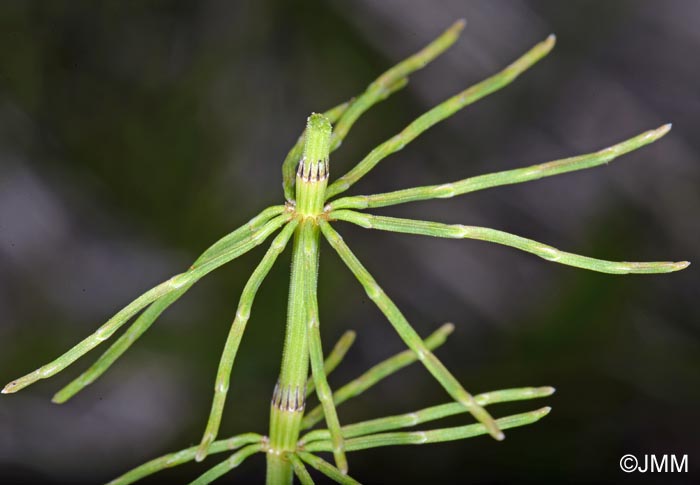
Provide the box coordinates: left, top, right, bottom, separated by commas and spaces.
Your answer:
325, 34, 556, 199
52, 206, 287, 403
319, 221, 503, 441
283, 101, 352, 201
301, 386, 554, 445
329, 19, 466, 152
330, 210, 689, 274
297, 452, 362, 485
188, 443, 264, 485
194, 205, 287, 267
288, 453, 315, 485
306, 330, 356, 397
106, 433, 263, 485
302, 323, 454, 430
328, 125, 672, 210
303, 407, 551, 453
302, 222, 348, 472
196, 220, 298, 461
2, 213, 292, 395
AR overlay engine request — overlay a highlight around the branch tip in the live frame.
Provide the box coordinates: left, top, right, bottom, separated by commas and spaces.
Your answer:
539, 386, 556, 396
537, 406, 553, 418
650, 123, 672, 140
453, 19, 467, 32
2, 381, 17, 394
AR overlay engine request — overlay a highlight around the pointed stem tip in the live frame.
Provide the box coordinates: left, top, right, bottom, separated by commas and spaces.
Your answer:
2, 381, 17, 394
644, 123, 673, 142
534, 386, 556, 397
537, 406, 553, 417
453, 19, 467, 32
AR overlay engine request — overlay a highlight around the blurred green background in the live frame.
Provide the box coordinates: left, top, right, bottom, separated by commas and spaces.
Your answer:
1, 1, 698, 483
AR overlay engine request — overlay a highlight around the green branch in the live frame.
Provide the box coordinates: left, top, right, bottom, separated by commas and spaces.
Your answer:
196, 219, 298, 461
297, 452, 362, 485
330, 210, 689, 274
52, 206, 286, 403
306, 330, 356, 397
303, 407, 551, 453
328, 125, 671, 210
188, 443, 264, 485
106, 433, 263, 485
325, 34, 556, 199
3, 212, 291, 396
329, 20, 465, 153
301, 386, 554, 445
302, 323, 454, 429
320, 220, 503, 441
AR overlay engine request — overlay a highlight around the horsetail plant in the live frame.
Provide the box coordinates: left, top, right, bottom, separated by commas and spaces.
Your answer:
3, 19, 689, 484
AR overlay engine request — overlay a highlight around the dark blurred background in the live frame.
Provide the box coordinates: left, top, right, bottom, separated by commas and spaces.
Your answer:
1, 1, 699, 483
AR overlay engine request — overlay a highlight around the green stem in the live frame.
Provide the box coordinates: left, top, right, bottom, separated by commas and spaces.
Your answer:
282, 101, 350, 202
196, 220, 298, 461
266, 221, 312, 485
268, 114, 334, 484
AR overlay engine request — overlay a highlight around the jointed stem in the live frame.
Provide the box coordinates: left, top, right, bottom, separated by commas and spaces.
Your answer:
52, 206, 287, 403
302, 323, 454, 430
282, 101, 351, 202
303, 407, 551, 453
266, 220, 313, 485
325, 34, 556, 199
331, 210, 689, 274
2, 211, 291, 395
319, 220, 503, 441
301, 386, 554, 444
196, 219, 299, 461
107, 387, 553, 484
301, 222, 348, 472
328, 125, 672, 210
306, 330, 356, 397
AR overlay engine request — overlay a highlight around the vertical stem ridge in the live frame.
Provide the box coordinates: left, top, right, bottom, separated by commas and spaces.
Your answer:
266, 220, 313, 485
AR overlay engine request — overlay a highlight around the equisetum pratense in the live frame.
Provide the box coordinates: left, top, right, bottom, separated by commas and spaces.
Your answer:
3, 19, 688, 485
